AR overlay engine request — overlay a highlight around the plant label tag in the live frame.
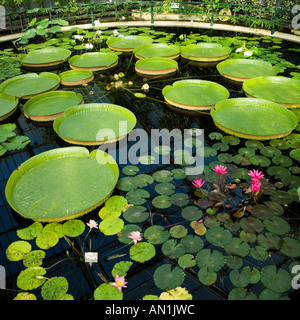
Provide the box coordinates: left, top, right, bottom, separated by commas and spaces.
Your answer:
85, 252, 98, 264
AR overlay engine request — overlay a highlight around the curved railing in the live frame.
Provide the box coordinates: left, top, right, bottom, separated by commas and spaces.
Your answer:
1, 1, 295, 36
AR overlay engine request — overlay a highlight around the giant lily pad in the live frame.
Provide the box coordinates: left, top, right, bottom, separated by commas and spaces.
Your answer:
0, 93, 19, 121
243, 76, 300, 108
135, 58, 178, 78
0, 73, 60, 99
211, 98, 298, 140
53, 103, 136, 146
19, 47, 71, 67
107, 35, 153, 52
217, 59, 277, 83
162, 80, 229, 111
5, 147, 119, 222
59, 70, 94, 86
133, 43, 180, 59
68, 52, 118, 71
23, 91, 83, 122
181, 43, 231, 62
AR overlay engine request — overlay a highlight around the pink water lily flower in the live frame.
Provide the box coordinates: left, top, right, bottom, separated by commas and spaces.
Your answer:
251, 179, 261, 193
86, 219, 98, 229
248, 169, 264, 180
128, 231, 142, 245
213, 164, 227, 175
192, 179, 206, 189
110, 275, 128, 292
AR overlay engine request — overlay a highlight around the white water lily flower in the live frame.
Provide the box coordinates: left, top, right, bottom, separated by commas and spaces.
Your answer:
85, 43, 93, 50
235, 47, 243, 53
244, 50, 253, 57
94, 20, 101, 26
142, 83, 149, 92
74, 35, 84, 41
113, 29, 119, 36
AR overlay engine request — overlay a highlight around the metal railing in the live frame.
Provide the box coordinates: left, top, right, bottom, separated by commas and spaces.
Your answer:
2, 1, 293, 35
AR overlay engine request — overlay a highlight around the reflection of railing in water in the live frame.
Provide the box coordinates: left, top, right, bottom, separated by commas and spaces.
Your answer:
2, 1, 294, 35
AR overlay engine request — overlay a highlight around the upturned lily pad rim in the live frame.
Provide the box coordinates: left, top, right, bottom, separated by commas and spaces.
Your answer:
135, 58, 178, 76
0, 72, 61, 99
19, 47, 71, 67
107, 35, 153, 52
53, 103, 137, 146
68, 52, 119, 71
180, 43, 231, 62
217, 58, 277, 82
5, 147, 119, 222
162, 79, 229, 111
133, 43, 180, 59
243, 76, 300, 108
0, 92, 19, 121
23, 91, 84, 122
211, 98, 298, 140
59, 69, 94, 86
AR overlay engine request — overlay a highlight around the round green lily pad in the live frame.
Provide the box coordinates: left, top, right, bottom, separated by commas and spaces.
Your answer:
243, 76, 300, 108
196, 249, 225, 272
269, 139, 290, 150
240, 217, 264, 233
163, 79, 229, 111
179, 235, 204, 253
267, 166, 291, 180
69, 52, 118, 71
162, 239, 186, 259
250, 246, 269, 261
169, 225, 188, 238
17, 266, 46, 290
152, 195, 172, 209
126, 189, 149, 205
272, 155, 293, 167
59, 69, 94, 86
178, 254, 197, 269
280, 237, 300, 258
229, 268, 251, 288
94, 283, 123, 300
153, 264, 185, 290
117, 224, 142, 244
5, 147, 119, 222
53, 103, 136, 146
228, 288, 257, 300
205, 226, 232, 247
0, 93, 19, 121
217, 58, 278, 82
135, 57, 178, 77
122, 165, 140, 176
181, 206, 203, 221
263, 216, 290, 235
170, 193, 189, 207
260, 146, 282, 158
269, 190, 294, 205
129, 242, 156, 263
154, 182, 175, 195
152, 170, 173, 183
238, 147, 255, 158
260, 265, 292, 293
6, 241, 32, 261
107, 35, 153, 52
133, 43, 180, 59
211, 98, 298, 140
224, 238, 250, 257
144, 225, 170, 244
123, 205, 149, 223
257, 233, 281, 251
290, 148, 300, 161
198, 268, 217, 286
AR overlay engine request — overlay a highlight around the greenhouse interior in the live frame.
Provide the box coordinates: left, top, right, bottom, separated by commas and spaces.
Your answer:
0, 0, 300, 303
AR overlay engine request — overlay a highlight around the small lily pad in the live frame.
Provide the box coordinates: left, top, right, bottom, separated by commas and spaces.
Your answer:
267, 166, 291, 180
138, 155, 155, 164
154, 182, 175, 195
117, 224, 142, 244
116, 177, 138, 191
212, 142, 229, 152
99, 217, 124, 235
228, 288, 257, 300
289, 149, 300, 161
269, 139, 290, 150
152, 195, 172, 209
123, 205, 149, 223
170, 193, 190, 207
144, 225, 170, 244
162, 239, 186, 259
204, 147, 218, 157
250, 155, 271, 167
154, 264, 185, 290
198, 268, 217, 286
205, 226, 232, 247
233, 154, 251, 166
208, 132, 223, 140
280, 237, 300, 258
263, 216, 290, 235
6, 241, 32, 261
217, 153, 234, 163
260, 265, 292, 293
169, 225, 188, 238
179, 235, 204, 253
269, 190, 294, 205
238, 147, 255, 158
36, 231, 59, 250
122, 165, 140, 176
133, 174, 154, 188
240, 217, 264, 233
62, 219, 85, 237
282, 175, 300, 189
226, 255, 243, 269
257, 232, 281, 250
181, 206, 203, 221
153, 170, 174, 183
178, 254, 197, 269
130, 242, 156, 263
240, 230, 257, 243
94, 283, 123, 300
230, 268, 251, 288
245, 140, 264, 150
272, 155, 293, 167
221, 135, 240, 145
126, 189, 150, 205
17, 267, 46, 290
224, 238, 250, 257
260, 146, 281, 158
171, 168, 186, 180
250, 246, 269, 261
196, 249, 225, 272
41, 276, 69, 300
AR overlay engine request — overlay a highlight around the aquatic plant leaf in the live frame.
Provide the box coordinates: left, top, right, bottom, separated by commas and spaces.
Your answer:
99, 217, 124, 235
6, 241, 32, 261
230, 268, 251, 287
3, 136, 30, 151
260, 265, 292, 293
245, 140, 264, 150
250, 155, 271, 167
190, 220, 207, 236
228, 288, 257, 300
204, 147, 218, 157
233, 154, 251, 166
13, 292, 37, 300
179, 235, 204, 253
155, 182, 175, 195
224, 238, 250, 257
259, 289, 281, 300
280, 237, 300, 258
196, 249, 225, 272
116, 177, 138, 191
272, 155, 293, 167
17, 221, 43, 240
238, 147, 255, 158
105, 196, 128, 214
198, 268, 217, 286
208, 132, 223, 140
269, 191, 294, 205
126, 189, 150, 205
132, 174, 154, 187
289, 149, 300, 161
0, 123, 16, 142
153, 170, 174, 183
282, 175, 300, 189
144, 226, 170, 246
62, 219, 85, 237
162, 239, 186, 259
143, 295, 161, 300
263, 216, 290, 236
36, 231, 59, 250
205, 226, 232, 247
240, 217, 264, 233
171, 168, 186, 180
152, 195, 172, 209
221, 135, 240, 145
129, 242, 155, 263
257, 232, 281, 250
23, 250, 45, 267
178, 254, 196, 269
240, 230, 256, 243
159, 287, 192, 300
43, 223, 64, 238
122, 165, 139, 176
226, 255, 243, 270
94, 283, 123, 300
260, 146, 281, 158
170, 225, 188, 238
41, 276, 69, 300
170, 193, 189, 207
250, 246, 269, 261
269, 139, 290, 150
154, 264, 185, 290
117, 224, 142, 244
123, 205, 149, 223
111, 261, 133, 278
17, 266, 46, 290
181, 206, 203, 221
267, 166, 291, 180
